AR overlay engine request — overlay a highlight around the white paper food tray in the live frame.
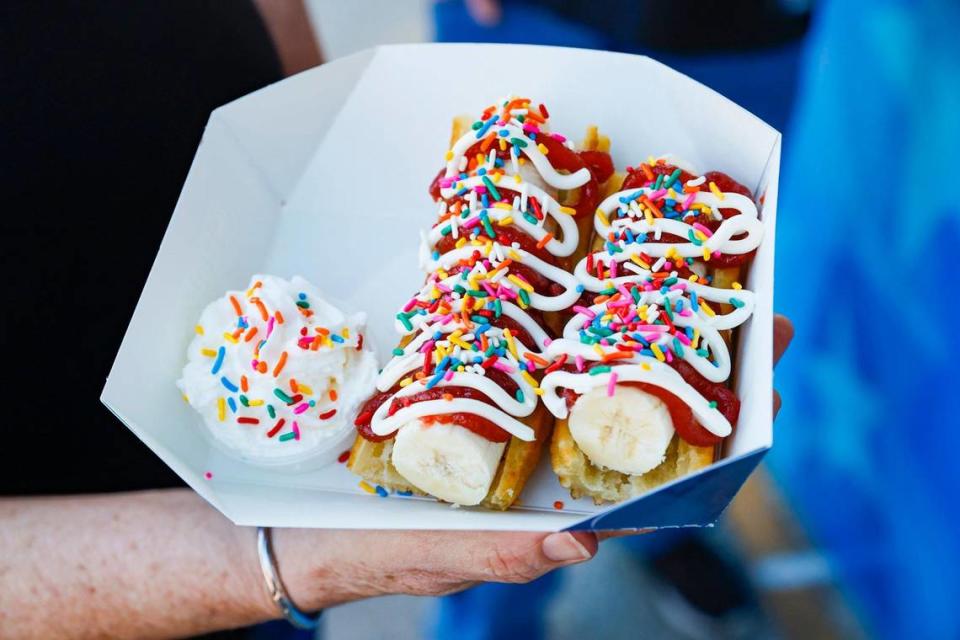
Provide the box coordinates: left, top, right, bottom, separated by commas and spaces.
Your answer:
102, 43, 779, 531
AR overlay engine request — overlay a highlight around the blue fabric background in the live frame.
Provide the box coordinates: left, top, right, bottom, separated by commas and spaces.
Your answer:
770, 1, 960, 637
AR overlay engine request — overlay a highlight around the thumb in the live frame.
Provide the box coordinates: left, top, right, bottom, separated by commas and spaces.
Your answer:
272, 528, 599, 607
467, 531, 598, 584
541, 531, 598, 563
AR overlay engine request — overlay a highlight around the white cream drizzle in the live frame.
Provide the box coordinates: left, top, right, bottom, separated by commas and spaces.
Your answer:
557, 283, 755, 383
420, 244, 581, 312
425, 176, 581, 257
368, 98, 594, 443
369, 355, 539, 441
589, 188, 762, 262
541, 363, 731, 437
541, 282, 755, 437
441, 122, 591, 198
392, 296, 551, 354
543, 167, 764, 438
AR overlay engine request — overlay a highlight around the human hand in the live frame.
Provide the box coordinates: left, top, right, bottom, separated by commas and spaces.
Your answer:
773, 313, 794, 417
258, 528, 597, 612
257, 315, 794, 612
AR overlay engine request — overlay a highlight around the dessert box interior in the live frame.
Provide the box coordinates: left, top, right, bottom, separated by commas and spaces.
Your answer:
102, 43, 779, 531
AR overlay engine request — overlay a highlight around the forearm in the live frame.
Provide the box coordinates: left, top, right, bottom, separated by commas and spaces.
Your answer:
0, 489, 275, 640
0, 488, 602, 638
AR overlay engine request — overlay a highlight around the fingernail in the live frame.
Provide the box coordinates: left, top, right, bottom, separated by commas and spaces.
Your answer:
542, 532, 593, 563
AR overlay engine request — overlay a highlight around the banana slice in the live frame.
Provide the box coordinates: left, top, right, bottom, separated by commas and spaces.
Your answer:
391, 420, 507, 506
568, 386, 675, 476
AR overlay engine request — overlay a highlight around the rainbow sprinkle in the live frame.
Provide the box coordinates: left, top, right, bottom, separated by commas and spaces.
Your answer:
365, 96, 596, 445
187, 280, 364, 445
551, 159, 762, 416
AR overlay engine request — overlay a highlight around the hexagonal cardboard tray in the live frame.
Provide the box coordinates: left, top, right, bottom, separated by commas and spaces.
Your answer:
102, 44, 779, 531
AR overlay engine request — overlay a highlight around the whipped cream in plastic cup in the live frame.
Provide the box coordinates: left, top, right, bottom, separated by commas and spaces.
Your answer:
177, 274, 378, 472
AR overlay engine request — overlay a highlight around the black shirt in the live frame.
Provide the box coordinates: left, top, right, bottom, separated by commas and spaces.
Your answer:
1, 2, 284, 495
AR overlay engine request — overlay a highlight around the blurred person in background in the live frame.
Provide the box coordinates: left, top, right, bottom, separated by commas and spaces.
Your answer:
770, 0, 960, 637
0, 3, 607, 639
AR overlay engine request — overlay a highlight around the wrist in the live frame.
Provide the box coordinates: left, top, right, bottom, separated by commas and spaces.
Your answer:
231, 524, 282, 622
241, 527, 380, 615
266, 528, 332, 612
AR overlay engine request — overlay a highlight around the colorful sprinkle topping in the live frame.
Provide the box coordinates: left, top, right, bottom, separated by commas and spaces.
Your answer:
181, 276, 370, 446
366, 96, 596, 442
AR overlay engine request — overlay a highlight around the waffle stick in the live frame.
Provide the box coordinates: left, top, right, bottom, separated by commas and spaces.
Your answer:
549, 176, 747, 504
349, 117, 609, 510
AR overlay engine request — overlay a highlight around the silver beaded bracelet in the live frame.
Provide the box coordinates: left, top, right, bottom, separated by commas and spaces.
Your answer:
256, 527, 324, 629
